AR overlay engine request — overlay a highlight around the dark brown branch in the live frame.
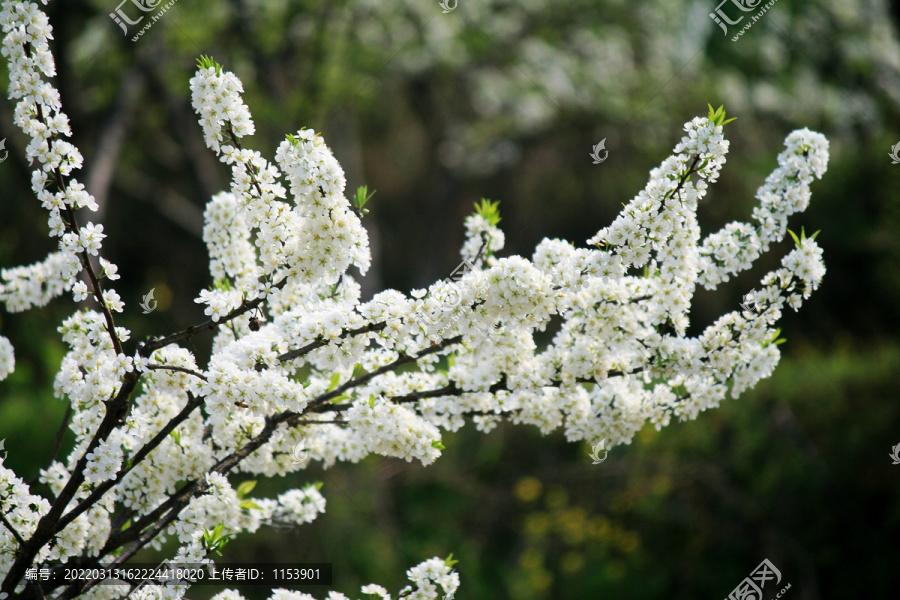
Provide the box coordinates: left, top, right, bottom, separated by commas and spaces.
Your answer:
81, 336, 648, 582
0, 375, 138, 595
55, 393, 205, 535
0, 513, 25, 547
316, 367, 644, 413
276, 321, 387, 364
1, 40, 141, 596
306, 335, 463, 411
473, 231, 490, 266
666, 154, 702, 205
97, 403, 292, 571
97, 338, 466, 561
140, 277, 287, 356
63, 195, 124, 357
49, 404, 72, 467
455, 409, 522, 418
146, 364, 208, 381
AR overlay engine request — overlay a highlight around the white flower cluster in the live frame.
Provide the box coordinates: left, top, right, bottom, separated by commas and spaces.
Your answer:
0, 336, 13, 380
274, 129, 371, 281
261, 485, 327, 527
192, 64, 370, 331
461, 213, 505, 266
0, 0, 126, 383
697, 128, 830, 289
190, 64, 255, 154
0, 2, 830, 598
347, 399, 443, 465
0, 252, 71, 313
0, 464, 50, 574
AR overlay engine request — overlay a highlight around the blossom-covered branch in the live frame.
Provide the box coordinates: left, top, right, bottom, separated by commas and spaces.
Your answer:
0, 2, 828, 599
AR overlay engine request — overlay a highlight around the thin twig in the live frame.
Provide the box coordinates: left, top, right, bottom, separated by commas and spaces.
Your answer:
49, 404, 73, 465
0, 513, 25, 547
141, 278, 287, 356
276, 321, 387, 364
54, 393, 204, 535
146, 365, 208, 381
307, 335, 462, 411
473, 231, 490, 266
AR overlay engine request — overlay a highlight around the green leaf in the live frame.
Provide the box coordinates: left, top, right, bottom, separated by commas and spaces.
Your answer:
444, 553, 459, 568
762, 328, 786, 348
431, 441, 446, 450
235, 480, 257, 499
314, 481, 324, 491
353, 186, 376, 216
201, 522, 234, 556
474, 198, 501, 226
327, 372, 341, 392
787, 229, 801, 247
810, 229, 822, 241
329, 392, 353, 403
196, 55, 222, 76
706, 103, 735, 127
240, 499, 263, 510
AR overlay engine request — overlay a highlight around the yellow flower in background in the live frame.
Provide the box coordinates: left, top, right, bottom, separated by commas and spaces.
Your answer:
515, 476, 543, 502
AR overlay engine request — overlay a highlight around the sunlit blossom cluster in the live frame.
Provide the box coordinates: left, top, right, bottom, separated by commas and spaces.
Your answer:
0, 1, 829, 599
